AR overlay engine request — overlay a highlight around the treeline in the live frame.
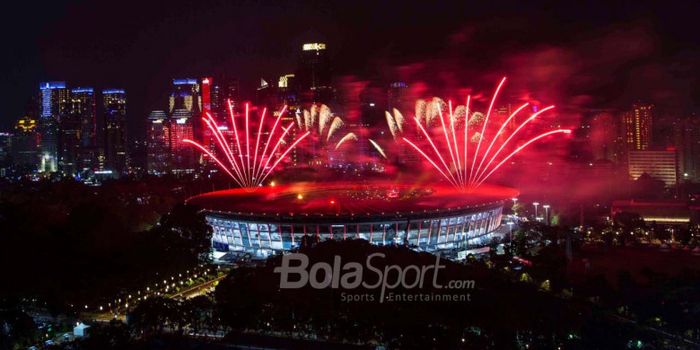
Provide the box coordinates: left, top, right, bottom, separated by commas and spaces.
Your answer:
0, 177, 213, 314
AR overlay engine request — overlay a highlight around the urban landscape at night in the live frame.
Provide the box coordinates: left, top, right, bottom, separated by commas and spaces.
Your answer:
1, 1, 700, 349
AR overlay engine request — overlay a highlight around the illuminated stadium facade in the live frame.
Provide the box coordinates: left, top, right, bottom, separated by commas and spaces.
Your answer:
186, 182, 517, 261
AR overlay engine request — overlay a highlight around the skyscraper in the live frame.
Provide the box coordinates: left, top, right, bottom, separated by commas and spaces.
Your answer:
623, 103, 653, 151
59, 87, 96, 175
170, 78, 201, 142
297, 42, 333, 103
0, 132, 10, 177
628, 149, 679, 186
38, 81, 68, 172
103, 89, 128, 174
169, 78, 201, 114
11, 115, 39, 173
169, 109, 195, 173
387, 81, 409, 111
590, 111, 625, 163
278, 73, 297, 105
212, 76, 240, 119
201, 77, 212, 115
146, 110, 170, 174
673, 115, 700, 181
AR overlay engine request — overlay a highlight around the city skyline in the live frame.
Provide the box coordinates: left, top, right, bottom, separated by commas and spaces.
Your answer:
2, 2, 700, 349
2, 1, 699, 135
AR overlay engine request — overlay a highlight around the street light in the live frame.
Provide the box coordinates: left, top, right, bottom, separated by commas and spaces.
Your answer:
533, 202, 540, 221
511, 198, 518, 216
543, 204, 551, 225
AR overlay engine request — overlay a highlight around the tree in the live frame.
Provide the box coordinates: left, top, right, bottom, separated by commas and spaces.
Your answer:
183, 295, 214, 336
128, 297, 180, 336
157, 204, 213, 263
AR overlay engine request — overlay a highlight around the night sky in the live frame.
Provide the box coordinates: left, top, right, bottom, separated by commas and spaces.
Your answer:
2, 0, 698, 137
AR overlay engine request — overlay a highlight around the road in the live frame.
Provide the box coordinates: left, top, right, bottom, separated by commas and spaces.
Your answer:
168, 275, 227, 300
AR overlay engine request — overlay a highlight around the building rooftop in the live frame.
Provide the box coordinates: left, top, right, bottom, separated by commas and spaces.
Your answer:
187, 182, 517, 222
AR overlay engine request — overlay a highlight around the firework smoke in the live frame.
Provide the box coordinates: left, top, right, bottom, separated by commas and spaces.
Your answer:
402, 77, 571, 190
183, 102, 310, 188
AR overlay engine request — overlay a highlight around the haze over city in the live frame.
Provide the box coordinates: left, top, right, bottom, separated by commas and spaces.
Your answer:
1, 1, 699, 349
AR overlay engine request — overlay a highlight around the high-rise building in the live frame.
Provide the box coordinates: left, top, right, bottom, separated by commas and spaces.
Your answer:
297, 42, 333, 103
59, 87, 96, 175
212, 76, 240, 119
589, 111, 625, 163
198, 77, 216, 158
170, 78, 201, 142
387, 81, 409, 111
668, 115, 700, 182
146, 110, 170, 174
278, 73, 297, 105
170, 109, 195, 174
623, 103, 653, 151
169, 78, 201, 114
628, 149, 679, 186
201, 77, 212, 115
38, 81, 68, 172
103, 89, 128, 174
11, 115, 39, 173
0, 132, 10, 177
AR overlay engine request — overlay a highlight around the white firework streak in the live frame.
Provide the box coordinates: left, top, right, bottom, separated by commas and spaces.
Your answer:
369, 139, 387, 159
310, 104, 319, 128
318, 104, 332, 135
327, 116, 344, 141
471, 131, 482, 143
295, 110, 303, 129
469, 111, 485, 126
335, 132, 358, 150
385, 111, 398, 139
392, 108, 405, 132
427, 97, 445, 126
304, 109, 312, 131
415, 99, 426, 125
453, 105, 466, 124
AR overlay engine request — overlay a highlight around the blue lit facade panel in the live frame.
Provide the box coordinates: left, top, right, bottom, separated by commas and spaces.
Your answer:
206, 205, 503, 259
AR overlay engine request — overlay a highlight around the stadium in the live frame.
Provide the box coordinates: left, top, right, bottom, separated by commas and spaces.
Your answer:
186, 182, 518, 261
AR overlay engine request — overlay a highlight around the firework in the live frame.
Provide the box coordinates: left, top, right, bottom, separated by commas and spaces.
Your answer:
468, 111, 485, 126
385, 111, 398, 139
335, 132, 358, 150
415, 99, 427, 125
303, 109, 312, 131
295, 110, 303, 129
183, 102, 310, 188
453, 105, 467, 124
369, 139, 387, 159
318, 104, 332, 135
426, 97, 446, 126
392, 108, 405, 132
327, 117, 344, 141
402, 77, 571, 190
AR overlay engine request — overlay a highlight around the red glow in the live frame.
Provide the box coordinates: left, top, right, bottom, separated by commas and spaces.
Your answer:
473, 105, 555, 184
463, 95, 470, 183
402, 77, 570, 190
413, 116, 459, 186
245, 103, 251, 182
184, 103, 307, 188
473, 102, 529, 179
471, 77, 507, 184
474, 129, 572, 187
252, 107, 266, 181
182, 139, 240, 186
403, 137, 457, 187
186, 182, 519, 217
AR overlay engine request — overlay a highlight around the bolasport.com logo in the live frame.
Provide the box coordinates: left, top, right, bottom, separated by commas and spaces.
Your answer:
273, 252, 476, 303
